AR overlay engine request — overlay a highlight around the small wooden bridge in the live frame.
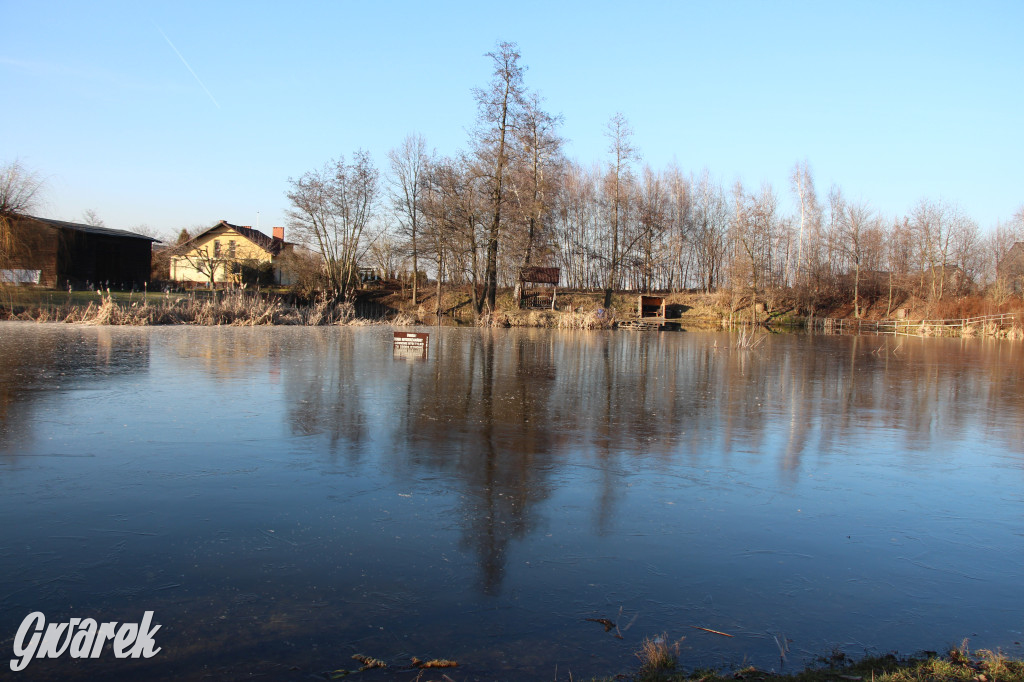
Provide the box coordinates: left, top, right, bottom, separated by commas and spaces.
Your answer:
814, 312, 1018, 336
617, 319, 664, 331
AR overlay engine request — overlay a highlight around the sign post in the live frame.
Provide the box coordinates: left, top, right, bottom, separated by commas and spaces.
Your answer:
393, 332, 429, 358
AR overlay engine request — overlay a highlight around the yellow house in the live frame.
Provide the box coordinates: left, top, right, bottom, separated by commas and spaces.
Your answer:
170, 220, 294, 286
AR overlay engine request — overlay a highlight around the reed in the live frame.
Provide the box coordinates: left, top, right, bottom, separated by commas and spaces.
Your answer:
2, 290, 402, 327
735, 326, 766, 349
636, 633, 677, 677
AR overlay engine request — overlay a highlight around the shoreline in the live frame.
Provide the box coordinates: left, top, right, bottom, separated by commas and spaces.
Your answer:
603, 642, 1024, 682
2, 287, 1022, 338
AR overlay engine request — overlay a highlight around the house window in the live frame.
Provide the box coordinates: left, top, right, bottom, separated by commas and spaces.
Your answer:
228, 240, 236, 258
214, 240, 221, 257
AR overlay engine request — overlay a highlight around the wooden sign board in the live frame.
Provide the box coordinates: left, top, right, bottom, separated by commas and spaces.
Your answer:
393, 332, 429, 358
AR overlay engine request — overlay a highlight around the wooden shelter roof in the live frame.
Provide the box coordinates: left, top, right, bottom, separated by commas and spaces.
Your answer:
518, 266, 559, 285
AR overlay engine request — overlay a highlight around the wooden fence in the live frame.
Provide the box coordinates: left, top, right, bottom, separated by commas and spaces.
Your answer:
813, 312, 1019, 336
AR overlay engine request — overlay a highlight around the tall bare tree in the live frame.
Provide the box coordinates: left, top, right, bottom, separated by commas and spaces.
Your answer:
909, 198, 955, 300
665, 163, 693, 291
838, 199, 879, 318
789, 159, 819, 285
635, 165, 669, 293
473, 41, 525, 314
387, 133, 428, 304
552, 161, 602, 289
421, 156, 479, 316
510, 92, 562, 304
602, 112, 637, 307
692, 170, 728, 292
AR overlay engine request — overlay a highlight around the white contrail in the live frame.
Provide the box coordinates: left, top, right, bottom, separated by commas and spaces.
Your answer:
155, 24, 220, 109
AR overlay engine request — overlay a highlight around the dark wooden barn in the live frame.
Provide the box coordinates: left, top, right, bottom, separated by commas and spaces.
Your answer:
2, 215, 156, 289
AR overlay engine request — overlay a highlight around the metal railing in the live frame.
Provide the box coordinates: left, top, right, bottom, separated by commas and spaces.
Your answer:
814, 312, 1018, 336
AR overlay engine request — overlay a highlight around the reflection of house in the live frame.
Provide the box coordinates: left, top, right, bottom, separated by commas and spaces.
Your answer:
997, 243, 1024, 291
170, 220, 293, 286
0, 215, 155, 288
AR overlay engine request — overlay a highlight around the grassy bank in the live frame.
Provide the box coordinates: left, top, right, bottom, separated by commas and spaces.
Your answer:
618, 639, 1024, 682
4, 286, 1024, 337
0, 289, 413, 326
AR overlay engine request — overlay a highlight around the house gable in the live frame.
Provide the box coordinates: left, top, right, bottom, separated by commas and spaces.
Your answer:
997, 242, 1024, 280
169, 220, 291, 285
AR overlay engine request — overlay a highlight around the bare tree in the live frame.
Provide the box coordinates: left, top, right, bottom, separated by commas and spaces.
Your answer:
635, 165, 669, 293
286, 150, 379, 299
909, 198, 955, 300
0, 159, 45, 217
420, 157, 462, 316
838, 199, 879, 318
387, 133, 428, 304
551, 161, 602, 289
172, 242, 230, 287
82, 209, 106, 227
509, 92, 563, 305
789, 160, 819, 285
473, 41, 525, 314
665, 163, 693, 291
0, 159, 46, 270
729, 182, 759, 317
368, 234, 402, 280
602, 112, 637, 307
948, 208, 981, 295
692, 170, 728, 292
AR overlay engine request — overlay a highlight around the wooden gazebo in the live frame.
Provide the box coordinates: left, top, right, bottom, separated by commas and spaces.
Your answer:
517, 266, 560, 309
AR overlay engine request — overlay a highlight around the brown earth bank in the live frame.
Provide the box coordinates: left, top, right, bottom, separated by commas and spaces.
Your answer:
3, 285, 1024, 336
356, 285, 1024, 337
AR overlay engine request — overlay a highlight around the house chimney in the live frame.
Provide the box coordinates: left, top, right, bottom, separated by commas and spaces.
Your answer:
273, 227, 284, 241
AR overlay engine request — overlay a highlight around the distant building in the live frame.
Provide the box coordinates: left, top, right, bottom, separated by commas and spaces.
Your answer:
170, 220, 294, 286
997, 242, 1024, 291
923, 263, 972, 295
0, 215, 155, 288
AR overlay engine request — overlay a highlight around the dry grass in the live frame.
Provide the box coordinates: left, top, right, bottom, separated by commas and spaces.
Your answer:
636, 634, 679, 677
610, 639, 1024, 682
1, 290, 402, 327
478, 305, 616, 329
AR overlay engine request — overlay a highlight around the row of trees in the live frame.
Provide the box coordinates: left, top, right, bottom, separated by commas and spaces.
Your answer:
285, 42, 1024, 318
5, 41, 1018, 318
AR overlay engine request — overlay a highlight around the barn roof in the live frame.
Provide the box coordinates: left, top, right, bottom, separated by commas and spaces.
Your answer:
27, 216, 159, 242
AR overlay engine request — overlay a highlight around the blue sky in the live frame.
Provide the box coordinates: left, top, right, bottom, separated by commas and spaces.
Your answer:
2, 1, 1021, 239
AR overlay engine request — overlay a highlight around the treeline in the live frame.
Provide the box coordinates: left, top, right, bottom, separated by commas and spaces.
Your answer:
284, 42, 1024, 317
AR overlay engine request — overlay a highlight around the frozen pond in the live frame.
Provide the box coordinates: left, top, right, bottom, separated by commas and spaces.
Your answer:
1, 323, 1023, 680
